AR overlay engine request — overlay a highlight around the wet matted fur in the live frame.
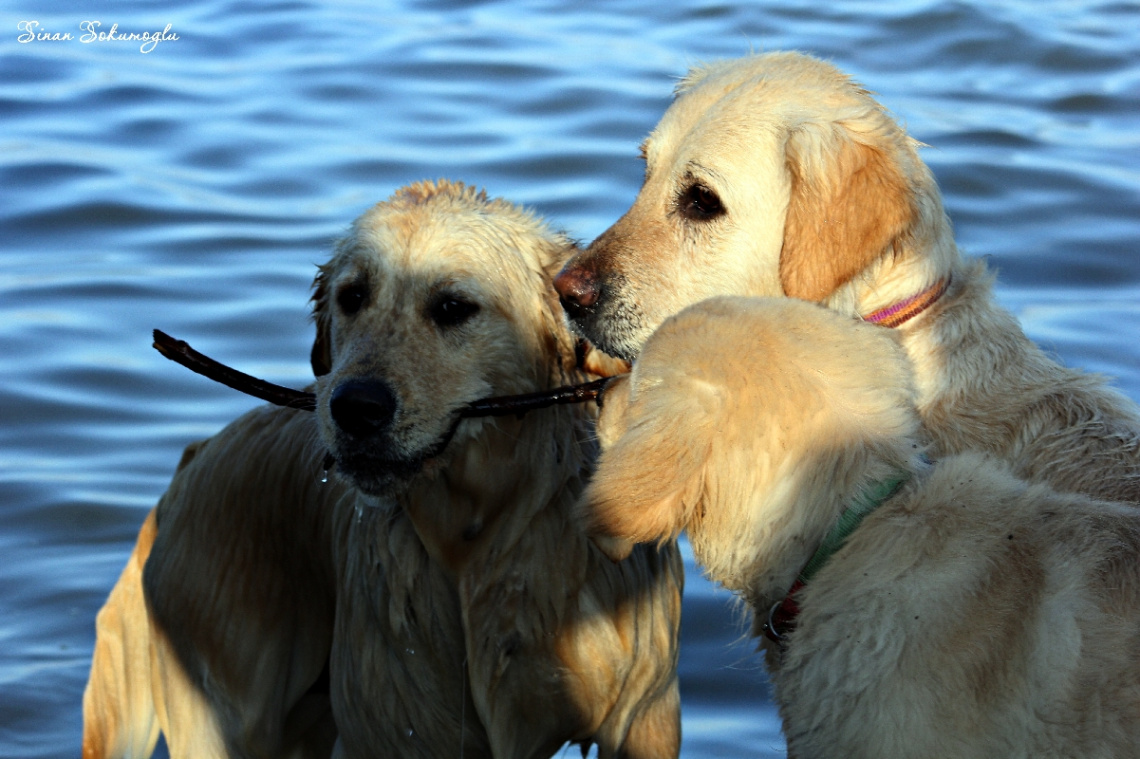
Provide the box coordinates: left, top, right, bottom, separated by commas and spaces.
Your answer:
584, 296, 1140, 759
82, 181, 682, 759
555, 51, 1140, 507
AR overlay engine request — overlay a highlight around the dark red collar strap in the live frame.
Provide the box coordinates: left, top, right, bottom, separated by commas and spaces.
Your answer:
762, 579, 804, 643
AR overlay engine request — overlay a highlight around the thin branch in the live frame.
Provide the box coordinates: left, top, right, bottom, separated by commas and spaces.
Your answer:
151, 330, 610, 418
152, 330, 317, 411
462, 378, 610, 417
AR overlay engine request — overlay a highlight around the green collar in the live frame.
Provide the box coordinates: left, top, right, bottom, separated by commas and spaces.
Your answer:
796, 474, 909, 585
762, 472, 912, 644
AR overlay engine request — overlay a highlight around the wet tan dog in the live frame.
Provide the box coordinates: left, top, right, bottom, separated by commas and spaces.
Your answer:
83, 181, 682, 759
554, 51, 1140, 506
585, 296, 1140, 759
83, 407, 344, 759
312, 181, 679, 759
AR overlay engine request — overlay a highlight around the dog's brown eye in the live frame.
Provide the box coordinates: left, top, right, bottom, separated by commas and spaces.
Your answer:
337, 283, 368, 316
678, 183, 725, 221
428, 294, 480, 329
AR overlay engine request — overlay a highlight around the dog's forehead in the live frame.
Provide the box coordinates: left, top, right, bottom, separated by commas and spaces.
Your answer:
651, 54, 862, 163
649, 77, 788, 176
340, 210, 523, 289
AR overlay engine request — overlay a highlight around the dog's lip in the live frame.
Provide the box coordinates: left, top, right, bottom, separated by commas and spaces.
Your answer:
580, 327, 639, 364
420, 412, 464, 461
325, 407, 466, 480
560, 298, 644, 364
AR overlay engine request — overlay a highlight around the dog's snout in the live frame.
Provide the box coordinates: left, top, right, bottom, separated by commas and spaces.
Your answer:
330, 379, 397, 439
554, 265, 600, 319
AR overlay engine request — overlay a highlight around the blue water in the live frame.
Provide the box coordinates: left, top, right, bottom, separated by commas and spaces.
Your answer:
2, 2, 1138, 756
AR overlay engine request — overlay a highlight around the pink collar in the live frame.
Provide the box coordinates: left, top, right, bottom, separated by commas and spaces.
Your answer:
863, 277, 950, 328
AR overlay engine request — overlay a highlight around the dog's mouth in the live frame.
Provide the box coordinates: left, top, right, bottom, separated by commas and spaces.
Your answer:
568, 316, 644, 364
327, 413, 465, 497
327, 375, 616, 496
554, 269, 649, 362
147, 330, 615, 495
563, 296, 649, 364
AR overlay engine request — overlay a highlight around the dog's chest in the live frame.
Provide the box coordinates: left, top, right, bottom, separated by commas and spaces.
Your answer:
333, 505, 494, 758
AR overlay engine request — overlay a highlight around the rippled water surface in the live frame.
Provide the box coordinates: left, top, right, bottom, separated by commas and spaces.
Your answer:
3, 1, 1139, 756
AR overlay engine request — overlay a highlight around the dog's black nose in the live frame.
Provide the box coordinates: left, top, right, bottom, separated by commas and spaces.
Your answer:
554, 265, 600, 319
330, 380, 397, 439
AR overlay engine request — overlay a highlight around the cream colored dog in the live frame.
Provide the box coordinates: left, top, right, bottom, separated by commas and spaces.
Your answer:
82, 181, 682, 759
554, 51, 1140, 506
584, 296, 1140, 759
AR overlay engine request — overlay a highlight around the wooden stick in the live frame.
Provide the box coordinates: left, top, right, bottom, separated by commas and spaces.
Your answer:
153, 330, 318, 410
462, 377, 610, 417
151, 330, 610, 418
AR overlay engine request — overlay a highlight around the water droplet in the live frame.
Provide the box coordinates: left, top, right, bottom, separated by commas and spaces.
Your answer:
320, 469, 329, 484
405, 648, 415, 655
406, 728, 414, 738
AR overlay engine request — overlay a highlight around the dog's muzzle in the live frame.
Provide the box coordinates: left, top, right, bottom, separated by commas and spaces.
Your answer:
553, 264, 642, 362
325, 378, 464, 496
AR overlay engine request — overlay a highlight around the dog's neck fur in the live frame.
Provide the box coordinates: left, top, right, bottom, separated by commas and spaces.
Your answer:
872, 243, 1140, 495
394, 378, 593, 580
831, 161, 1140, 505
692, 408, 926, 620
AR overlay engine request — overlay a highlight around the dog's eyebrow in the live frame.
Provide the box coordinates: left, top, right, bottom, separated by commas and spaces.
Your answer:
682, 162, 726, 185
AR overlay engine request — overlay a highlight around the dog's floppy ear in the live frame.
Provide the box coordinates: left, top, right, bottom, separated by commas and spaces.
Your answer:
584, 423, 707, 557
309, 264, 333, 377
779, 126, 916, 302
583, 383, 716, 559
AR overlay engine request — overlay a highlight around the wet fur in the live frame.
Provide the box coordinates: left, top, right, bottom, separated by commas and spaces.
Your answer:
82, 407, 343, 759
558, 51, 1140, 506
82, 181, 682, 759
314, 181, 681, 759
584, 296, 1140, 759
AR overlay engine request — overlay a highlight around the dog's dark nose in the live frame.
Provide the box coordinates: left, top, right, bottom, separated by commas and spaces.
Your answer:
554, 265, 599, 319
330, 380, 397, 439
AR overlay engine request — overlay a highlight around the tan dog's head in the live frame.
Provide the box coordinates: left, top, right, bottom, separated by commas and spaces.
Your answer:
555, 51, 955, 361
312, 180, 578, 496
583, 297, 924, 601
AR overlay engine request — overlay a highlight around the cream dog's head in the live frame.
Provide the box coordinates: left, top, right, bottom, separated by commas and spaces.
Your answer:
556, 51, 955, 361
312, 180, 578, 496
583, 297, 924, 603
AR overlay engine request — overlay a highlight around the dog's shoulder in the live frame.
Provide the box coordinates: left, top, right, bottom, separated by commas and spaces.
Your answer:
783, 452, 1140, 756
